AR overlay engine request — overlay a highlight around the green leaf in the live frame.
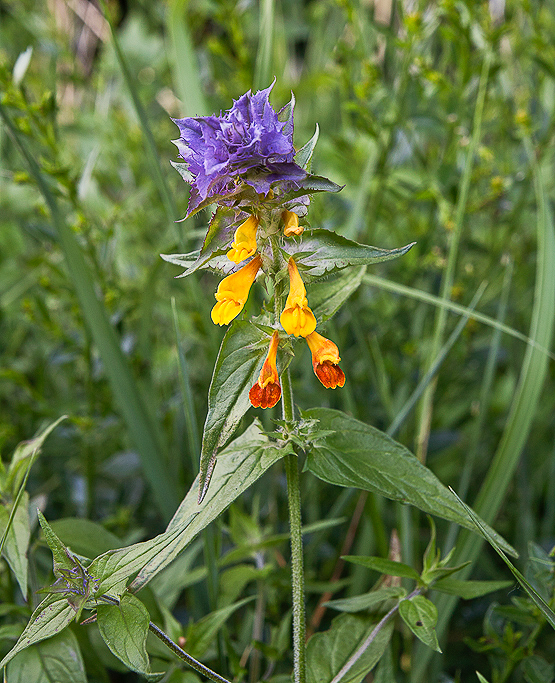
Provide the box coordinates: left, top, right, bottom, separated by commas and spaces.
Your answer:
399, 595, 441, 652
130, 422, 288, 592
198, 321, 280, 502
325, 587, 406, 613
283, 229, 415, 279
298, 174, 343, 194
6, 416, 66, 493
310, 266, 366, 323
38, 511, 77, 575
49, 518, 122, 558
5, 630, 86, 683
295, 125, 319, 171
450, 488, 555, 630
304, 408, 516, 556
89, 517, 195, 596
306, 613, 394, 683
186, 596, 255, 658
0, 494, 30, 597
476, 673, 490, 683
0, 595, 75, 669
97, 594, 163, 681
343, 556, 421, 582
432, 577, 513, 599
522, 655, 554, 683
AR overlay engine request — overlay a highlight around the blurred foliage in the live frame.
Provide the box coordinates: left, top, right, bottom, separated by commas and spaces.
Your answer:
1, 0, 555, 681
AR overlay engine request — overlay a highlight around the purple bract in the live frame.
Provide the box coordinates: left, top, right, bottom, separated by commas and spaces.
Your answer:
172, 84, 306, 215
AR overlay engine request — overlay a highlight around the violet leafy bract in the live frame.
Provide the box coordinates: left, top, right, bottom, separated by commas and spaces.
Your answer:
172, 83, 306, 216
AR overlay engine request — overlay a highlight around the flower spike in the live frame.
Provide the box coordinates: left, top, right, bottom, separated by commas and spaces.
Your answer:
211, 254, 262, 326
227, 215, 259, 263
306, 331, 345, 389
282, 210, 303, 237
280, 257, 317, 337
249, 331, 281, 409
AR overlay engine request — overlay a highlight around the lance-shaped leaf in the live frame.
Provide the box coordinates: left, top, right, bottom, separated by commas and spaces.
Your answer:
283, 229, 415, 280
130, 421, 290, 592
295, 124, 319, 171
97, 594, 164, 681
304, 409, 516, 556
198, 321, 289, 502
0, 595, 75, 669
161, 249, 235, 279
5, 629, 87, 683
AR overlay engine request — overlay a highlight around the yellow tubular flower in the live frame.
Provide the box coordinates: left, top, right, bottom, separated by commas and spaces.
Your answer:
249, 331, 281, 409
281, 210, 303, 237
211, 254, 262, 326
306, 331, 345, 389
227, 215, 259, 263
280, 257, 316, 337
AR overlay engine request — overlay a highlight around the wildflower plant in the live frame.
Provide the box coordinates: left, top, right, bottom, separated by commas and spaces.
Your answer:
1, 83, 521, 683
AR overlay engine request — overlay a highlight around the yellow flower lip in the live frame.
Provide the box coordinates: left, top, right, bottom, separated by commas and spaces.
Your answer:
280, 257, 316, 337
227, 215, 259, 263
282, 210, 303, 237
306, 331, 345, 389
211, 254, 262, 326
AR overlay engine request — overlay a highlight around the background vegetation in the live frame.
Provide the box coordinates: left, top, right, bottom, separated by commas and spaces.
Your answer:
1, 0, 555, 680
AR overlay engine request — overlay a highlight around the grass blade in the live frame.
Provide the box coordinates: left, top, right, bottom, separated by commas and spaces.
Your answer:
0, 104, 180, 522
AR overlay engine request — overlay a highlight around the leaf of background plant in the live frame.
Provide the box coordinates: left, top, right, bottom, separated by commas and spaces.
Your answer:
5, 629, 86, 683
521, 655, 555, 683
450, 489, 555, 630
476, 673, 490, 683
97, 593, 164, 681
186, 596, 255, 658
432, 577, 513, 599
343, 556, 421, 582
283, 229, 415, 279
130, 420, 290, 592
198, 321, 278, 502
398, 595, 441, 652
0, 494, 30, 597
50, 518, 123, 558
306, 613, 394, 683
303, 408, 515, 555
325, 587, 406, 613
310, 266, 366, 323
0, 595, 75, 669
6, 416, 66, 493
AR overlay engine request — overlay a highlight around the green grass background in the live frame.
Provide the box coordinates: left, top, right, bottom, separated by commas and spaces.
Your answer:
1, 0, 555, 680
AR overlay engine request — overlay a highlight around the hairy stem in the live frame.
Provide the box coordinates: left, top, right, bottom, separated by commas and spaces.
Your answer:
281, 369, 307, 683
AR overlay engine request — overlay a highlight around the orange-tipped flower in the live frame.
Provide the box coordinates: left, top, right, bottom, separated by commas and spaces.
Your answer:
282, 210, 303, 237
280, 257, 316, 337
227, 215, 259, 263
306, 331, 346, 389
249, 331, 281, 409
211, 254, 262, 326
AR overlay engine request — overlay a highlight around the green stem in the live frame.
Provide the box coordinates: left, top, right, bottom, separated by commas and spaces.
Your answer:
149, 622, 231, 683
281, 369, 306, 683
